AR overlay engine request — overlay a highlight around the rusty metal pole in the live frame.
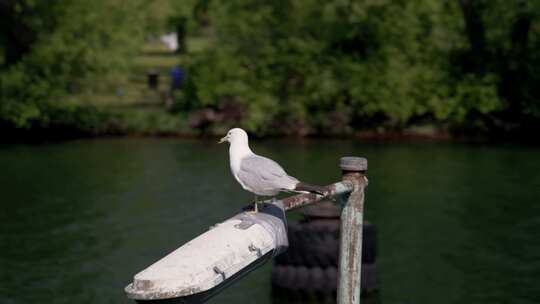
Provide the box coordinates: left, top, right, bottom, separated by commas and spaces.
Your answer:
337, 156, 368, 304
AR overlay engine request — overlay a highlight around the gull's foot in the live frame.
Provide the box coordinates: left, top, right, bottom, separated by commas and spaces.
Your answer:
244, 202, 258, 214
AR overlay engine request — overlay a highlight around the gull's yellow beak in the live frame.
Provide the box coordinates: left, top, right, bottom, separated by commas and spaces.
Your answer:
218, 136, 227, 144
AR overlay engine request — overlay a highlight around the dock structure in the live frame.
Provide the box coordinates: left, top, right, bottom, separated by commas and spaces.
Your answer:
125, 156, 368, 304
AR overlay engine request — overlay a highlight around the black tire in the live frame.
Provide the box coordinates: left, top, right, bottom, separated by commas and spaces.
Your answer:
271, 264, 379, 295
275, 220, 377, 267
273, 218, 379, 295
361, 222, 377, 264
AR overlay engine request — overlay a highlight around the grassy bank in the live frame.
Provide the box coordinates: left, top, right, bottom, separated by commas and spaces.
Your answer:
4, 36, 535, 142
11, 40, 195, 138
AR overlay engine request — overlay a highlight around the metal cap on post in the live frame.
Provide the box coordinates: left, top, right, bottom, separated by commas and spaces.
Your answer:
338, 156, 368, 304
340, 156, 367, 172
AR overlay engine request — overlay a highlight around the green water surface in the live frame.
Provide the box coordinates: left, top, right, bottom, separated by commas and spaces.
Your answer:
1, 138, 539, 304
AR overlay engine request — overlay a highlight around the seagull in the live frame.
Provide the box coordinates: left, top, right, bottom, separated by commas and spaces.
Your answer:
218, 128, 326, 213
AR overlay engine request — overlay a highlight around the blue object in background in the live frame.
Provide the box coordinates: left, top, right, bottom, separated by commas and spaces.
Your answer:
170, 66, 185, 90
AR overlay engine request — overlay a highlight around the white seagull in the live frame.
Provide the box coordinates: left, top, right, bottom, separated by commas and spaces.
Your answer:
218, 128, 325, 213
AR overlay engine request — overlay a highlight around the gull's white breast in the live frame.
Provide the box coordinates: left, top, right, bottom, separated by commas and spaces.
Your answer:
229, 144, 252, 191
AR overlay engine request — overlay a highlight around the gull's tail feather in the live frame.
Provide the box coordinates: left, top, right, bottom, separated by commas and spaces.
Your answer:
294, 182, 327, 195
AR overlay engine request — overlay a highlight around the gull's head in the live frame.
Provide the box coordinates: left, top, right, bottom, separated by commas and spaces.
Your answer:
218, 128, 249, 145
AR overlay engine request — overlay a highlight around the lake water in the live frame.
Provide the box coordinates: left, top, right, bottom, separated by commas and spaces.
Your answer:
1, 138, 539, 304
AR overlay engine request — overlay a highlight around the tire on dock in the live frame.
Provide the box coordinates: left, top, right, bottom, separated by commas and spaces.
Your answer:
272, 201, 379, 300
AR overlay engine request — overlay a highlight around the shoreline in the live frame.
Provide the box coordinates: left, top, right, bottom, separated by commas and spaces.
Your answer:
3, 126, 537, 145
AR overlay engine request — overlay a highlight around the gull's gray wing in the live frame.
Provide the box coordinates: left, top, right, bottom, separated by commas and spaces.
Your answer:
238, 155, 298, 195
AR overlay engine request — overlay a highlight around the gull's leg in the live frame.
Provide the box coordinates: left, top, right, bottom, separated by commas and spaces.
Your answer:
246, 195, 258, 214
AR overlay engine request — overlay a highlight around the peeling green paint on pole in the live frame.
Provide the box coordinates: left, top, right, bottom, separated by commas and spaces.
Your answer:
338, 157, 368, 304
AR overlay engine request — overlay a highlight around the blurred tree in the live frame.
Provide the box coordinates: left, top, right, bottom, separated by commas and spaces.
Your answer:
0, 0, 155, 128
182, 0, 539, 135
1, 0, 538, 136
455, 0, 540, 132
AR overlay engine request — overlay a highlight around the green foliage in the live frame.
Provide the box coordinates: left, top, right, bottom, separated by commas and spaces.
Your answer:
0, 0, 151, 128
0, 64, 44, 127
109, 108, 187, 135
1, 0, 538, 136
183, 0, 538, 135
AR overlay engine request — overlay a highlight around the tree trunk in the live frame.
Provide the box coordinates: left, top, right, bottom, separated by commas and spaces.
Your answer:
458, 0, 487, 73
